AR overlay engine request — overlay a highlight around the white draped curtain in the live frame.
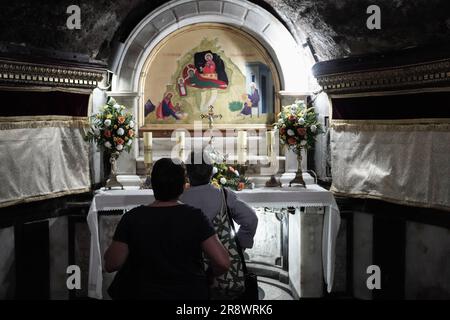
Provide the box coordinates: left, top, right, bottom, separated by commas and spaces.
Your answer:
0, 120, 91, 208
331, 122, 450, 211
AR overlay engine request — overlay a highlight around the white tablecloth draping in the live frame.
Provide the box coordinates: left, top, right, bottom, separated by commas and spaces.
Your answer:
87, 185, 341, 299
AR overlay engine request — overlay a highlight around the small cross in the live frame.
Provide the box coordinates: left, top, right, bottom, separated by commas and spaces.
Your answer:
200, 105, 222, 129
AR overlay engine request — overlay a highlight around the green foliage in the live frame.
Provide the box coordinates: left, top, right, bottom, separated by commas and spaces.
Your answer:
206, 147, 252, 191
211, 163, 252, 191
228, 101, 243, 112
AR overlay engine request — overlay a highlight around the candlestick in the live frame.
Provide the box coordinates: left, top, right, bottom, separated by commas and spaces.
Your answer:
264, 130, 281, 187
237, 131, 247, 164
175, 131, 186, 161
143, 132, 153, 165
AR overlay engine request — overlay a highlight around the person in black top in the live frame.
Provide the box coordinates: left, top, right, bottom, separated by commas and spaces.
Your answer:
104, 158, 230, 300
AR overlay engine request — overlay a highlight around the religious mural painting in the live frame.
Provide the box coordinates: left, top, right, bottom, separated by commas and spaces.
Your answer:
141, 25, 279, 128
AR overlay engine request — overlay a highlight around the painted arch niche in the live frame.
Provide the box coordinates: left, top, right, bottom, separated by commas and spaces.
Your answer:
140, 23, 281, 129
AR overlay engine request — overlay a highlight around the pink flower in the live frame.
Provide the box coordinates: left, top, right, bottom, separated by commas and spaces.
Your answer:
297, 128, 306, 136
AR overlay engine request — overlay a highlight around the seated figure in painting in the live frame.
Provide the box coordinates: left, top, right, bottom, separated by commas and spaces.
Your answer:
240, 94, 253, 117
183, 65, 228, 89
200, 53, 218, 80
240, 83, 260, 117
104, 158, 230, 299
156, 92, 180, 120
248, 82, 260, 112
182, 51, 229, 89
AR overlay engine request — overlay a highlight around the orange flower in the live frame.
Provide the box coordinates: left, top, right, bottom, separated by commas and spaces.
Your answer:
104, 130, 112, 138
115, 138, 125, 145
237, 182, 245, 191
288, 137, 297, 145
297, 128, 306, 136
118, 116, 126, 124
128, 129, 134, 137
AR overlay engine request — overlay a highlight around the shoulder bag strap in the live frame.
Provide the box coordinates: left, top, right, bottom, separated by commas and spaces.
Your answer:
222, 188, 248, 275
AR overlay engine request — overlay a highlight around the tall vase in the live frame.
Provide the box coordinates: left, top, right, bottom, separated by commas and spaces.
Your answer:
289, 151, 306, 188
105, 151, 124, 190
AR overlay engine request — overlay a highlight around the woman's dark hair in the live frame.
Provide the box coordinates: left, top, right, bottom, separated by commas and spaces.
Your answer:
151, 158, 185, 201
185, 150, 213, 187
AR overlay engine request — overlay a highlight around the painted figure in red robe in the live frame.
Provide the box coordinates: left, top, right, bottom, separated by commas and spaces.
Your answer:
202, 53, 216, 74
156, 92, 179, 120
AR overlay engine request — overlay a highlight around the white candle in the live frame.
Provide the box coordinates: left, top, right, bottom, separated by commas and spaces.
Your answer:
237, 131, 247, 164
266, 130, 272, 159
270, 130, 277, 164
143, 132, 153, 165
176, 131, 186, 160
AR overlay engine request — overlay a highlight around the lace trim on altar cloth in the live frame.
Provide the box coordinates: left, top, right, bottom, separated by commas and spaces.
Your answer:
97, 209, 127, 216
332, 121, 450, 132
0, 117, 88, 130
93, 202, 336, 215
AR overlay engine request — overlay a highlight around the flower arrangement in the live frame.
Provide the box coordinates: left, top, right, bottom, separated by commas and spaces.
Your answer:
274, 100, 323, 154
85, 97, 136, 154
211, 163, 252, 191
205, 146, 252, 191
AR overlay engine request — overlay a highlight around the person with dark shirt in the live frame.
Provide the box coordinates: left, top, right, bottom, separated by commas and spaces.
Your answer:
104, 158, 230, 299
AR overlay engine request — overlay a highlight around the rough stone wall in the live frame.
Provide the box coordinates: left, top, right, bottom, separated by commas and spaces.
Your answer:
0, 0, 150, 61
265, 0, 450, 61
1, 0, 449, 62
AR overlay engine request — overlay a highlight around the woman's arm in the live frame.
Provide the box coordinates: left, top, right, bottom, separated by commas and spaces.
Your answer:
104, 241, 129, 273
201, 234, 230, 276
225, 189, 258, 249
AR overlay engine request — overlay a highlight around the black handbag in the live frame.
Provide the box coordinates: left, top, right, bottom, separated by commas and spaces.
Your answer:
223, 189, 259, 301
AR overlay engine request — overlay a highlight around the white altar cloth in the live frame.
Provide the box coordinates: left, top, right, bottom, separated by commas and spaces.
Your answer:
87, 185, 341, 299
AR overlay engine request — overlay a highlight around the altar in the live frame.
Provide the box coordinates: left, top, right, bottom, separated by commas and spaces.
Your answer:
87, 185, 341, 300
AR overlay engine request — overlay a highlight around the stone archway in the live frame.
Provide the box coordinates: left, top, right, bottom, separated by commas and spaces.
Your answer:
108, 0, 315, 172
